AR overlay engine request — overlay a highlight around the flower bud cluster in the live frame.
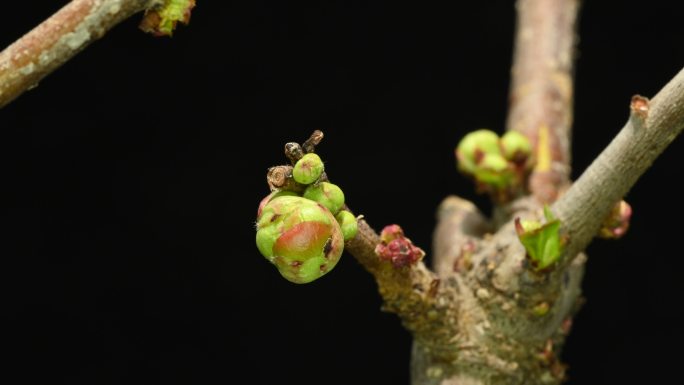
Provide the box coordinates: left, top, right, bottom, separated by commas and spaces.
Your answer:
455, 129, 533, 201
256, 153, 358, 283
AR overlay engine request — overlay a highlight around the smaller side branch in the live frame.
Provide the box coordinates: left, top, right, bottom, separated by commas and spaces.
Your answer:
0, 0, 157, 108
346, 219, 455, 346
432, 196, 490, 278
272, 132, 452, 343
506, 0, 580, 203
553, 67, 684, 261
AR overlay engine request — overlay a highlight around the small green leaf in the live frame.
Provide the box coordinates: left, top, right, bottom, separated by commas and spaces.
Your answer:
543, 206, 556, 222
515, 207, 564, 271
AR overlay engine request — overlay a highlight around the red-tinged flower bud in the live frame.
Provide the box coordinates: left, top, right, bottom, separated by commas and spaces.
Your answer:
379, 224, 404, 244
256, 196, 344, 283
375, 238, 425, 268
599, 200, 632, 239
375, 224, 425, 268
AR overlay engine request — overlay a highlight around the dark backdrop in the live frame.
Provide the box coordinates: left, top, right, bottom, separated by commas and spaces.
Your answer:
3, 1, 683, 384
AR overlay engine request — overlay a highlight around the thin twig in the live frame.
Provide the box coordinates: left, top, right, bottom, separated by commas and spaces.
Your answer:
506, 0, 580, 203
554, 67, 684, 264
0, 0, 157, 108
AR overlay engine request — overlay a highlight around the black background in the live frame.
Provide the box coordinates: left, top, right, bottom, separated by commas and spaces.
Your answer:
3, 1, 683, 384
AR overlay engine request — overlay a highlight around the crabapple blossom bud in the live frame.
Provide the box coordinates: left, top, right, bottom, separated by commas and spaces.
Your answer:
256, 196, 343, 283
303, 182, 345, 214
293, 153, 324, 185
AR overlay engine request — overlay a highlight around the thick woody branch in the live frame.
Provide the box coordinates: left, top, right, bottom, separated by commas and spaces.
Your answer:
554, 67, 684, 262
0, 0, 157, 108
506, 0, 580, 203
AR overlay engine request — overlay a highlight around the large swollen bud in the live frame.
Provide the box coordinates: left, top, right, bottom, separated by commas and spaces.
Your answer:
256, 195, 344, 283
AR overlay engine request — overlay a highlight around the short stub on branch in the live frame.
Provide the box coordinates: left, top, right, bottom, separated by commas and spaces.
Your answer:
139, 0, 197, 36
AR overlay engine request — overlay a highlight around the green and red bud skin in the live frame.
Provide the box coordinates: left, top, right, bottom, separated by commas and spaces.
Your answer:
256, 195, 343, 283
303, 182, 345, 214
257, 190, 298, 218
375, 224, 425, 268
380, 224, 404, 243
599, 200, 632, 239
335, 210, 358, 241
500, 131, 532, 164
456, 129, 500, 174
293, 153, 325, 185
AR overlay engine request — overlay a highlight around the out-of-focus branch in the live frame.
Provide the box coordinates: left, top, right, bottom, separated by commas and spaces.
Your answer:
553, 68, 684, 263
432, 196, 490, 278
506, 0, 580, 203
0, 0, 157, 108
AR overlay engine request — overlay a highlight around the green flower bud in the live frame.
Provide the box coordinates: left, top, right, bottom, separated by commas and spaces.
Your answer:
293, 153, 324, 184
455, 129, 500, 174
335, 210, 358, 241
257, 190, 298, 218
256, 196, 344, 283
303, 182, 345, 214
500, 131, 532, 164
473, 153, 512, 187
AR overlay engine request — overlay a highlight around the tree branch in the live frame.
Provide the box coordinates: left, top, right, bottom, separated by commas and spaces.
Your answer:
0, 0, 157, 108
506, 0, 580, 203
346, 218, 459, 358
432, 196, 490, 278
271, 132, 455, 350
553, 67, 684, 262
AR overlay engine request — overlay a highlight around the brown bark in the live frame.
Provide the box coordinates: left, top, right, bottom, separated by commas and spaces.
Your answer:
506, 0, 580, 203
0, 0, 156, 108
2, 2, 683, 385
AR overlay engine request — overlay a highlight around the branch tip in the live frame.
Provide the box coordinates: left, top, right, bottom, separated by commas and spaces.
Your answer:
284, 143, 305, 164
302, 130, 325, 153
266, 165, 304, 193
554, 67, 684, 262
630, 95, 650, 123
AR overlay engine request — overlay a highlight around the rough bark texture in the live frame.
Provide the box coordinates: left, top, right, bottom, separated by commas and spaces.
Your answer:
2, 2, 683, 385
407, 66, 684, 385
407, 2, 583, 383
0, 0, 156, 108
554, 70, 684, 262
